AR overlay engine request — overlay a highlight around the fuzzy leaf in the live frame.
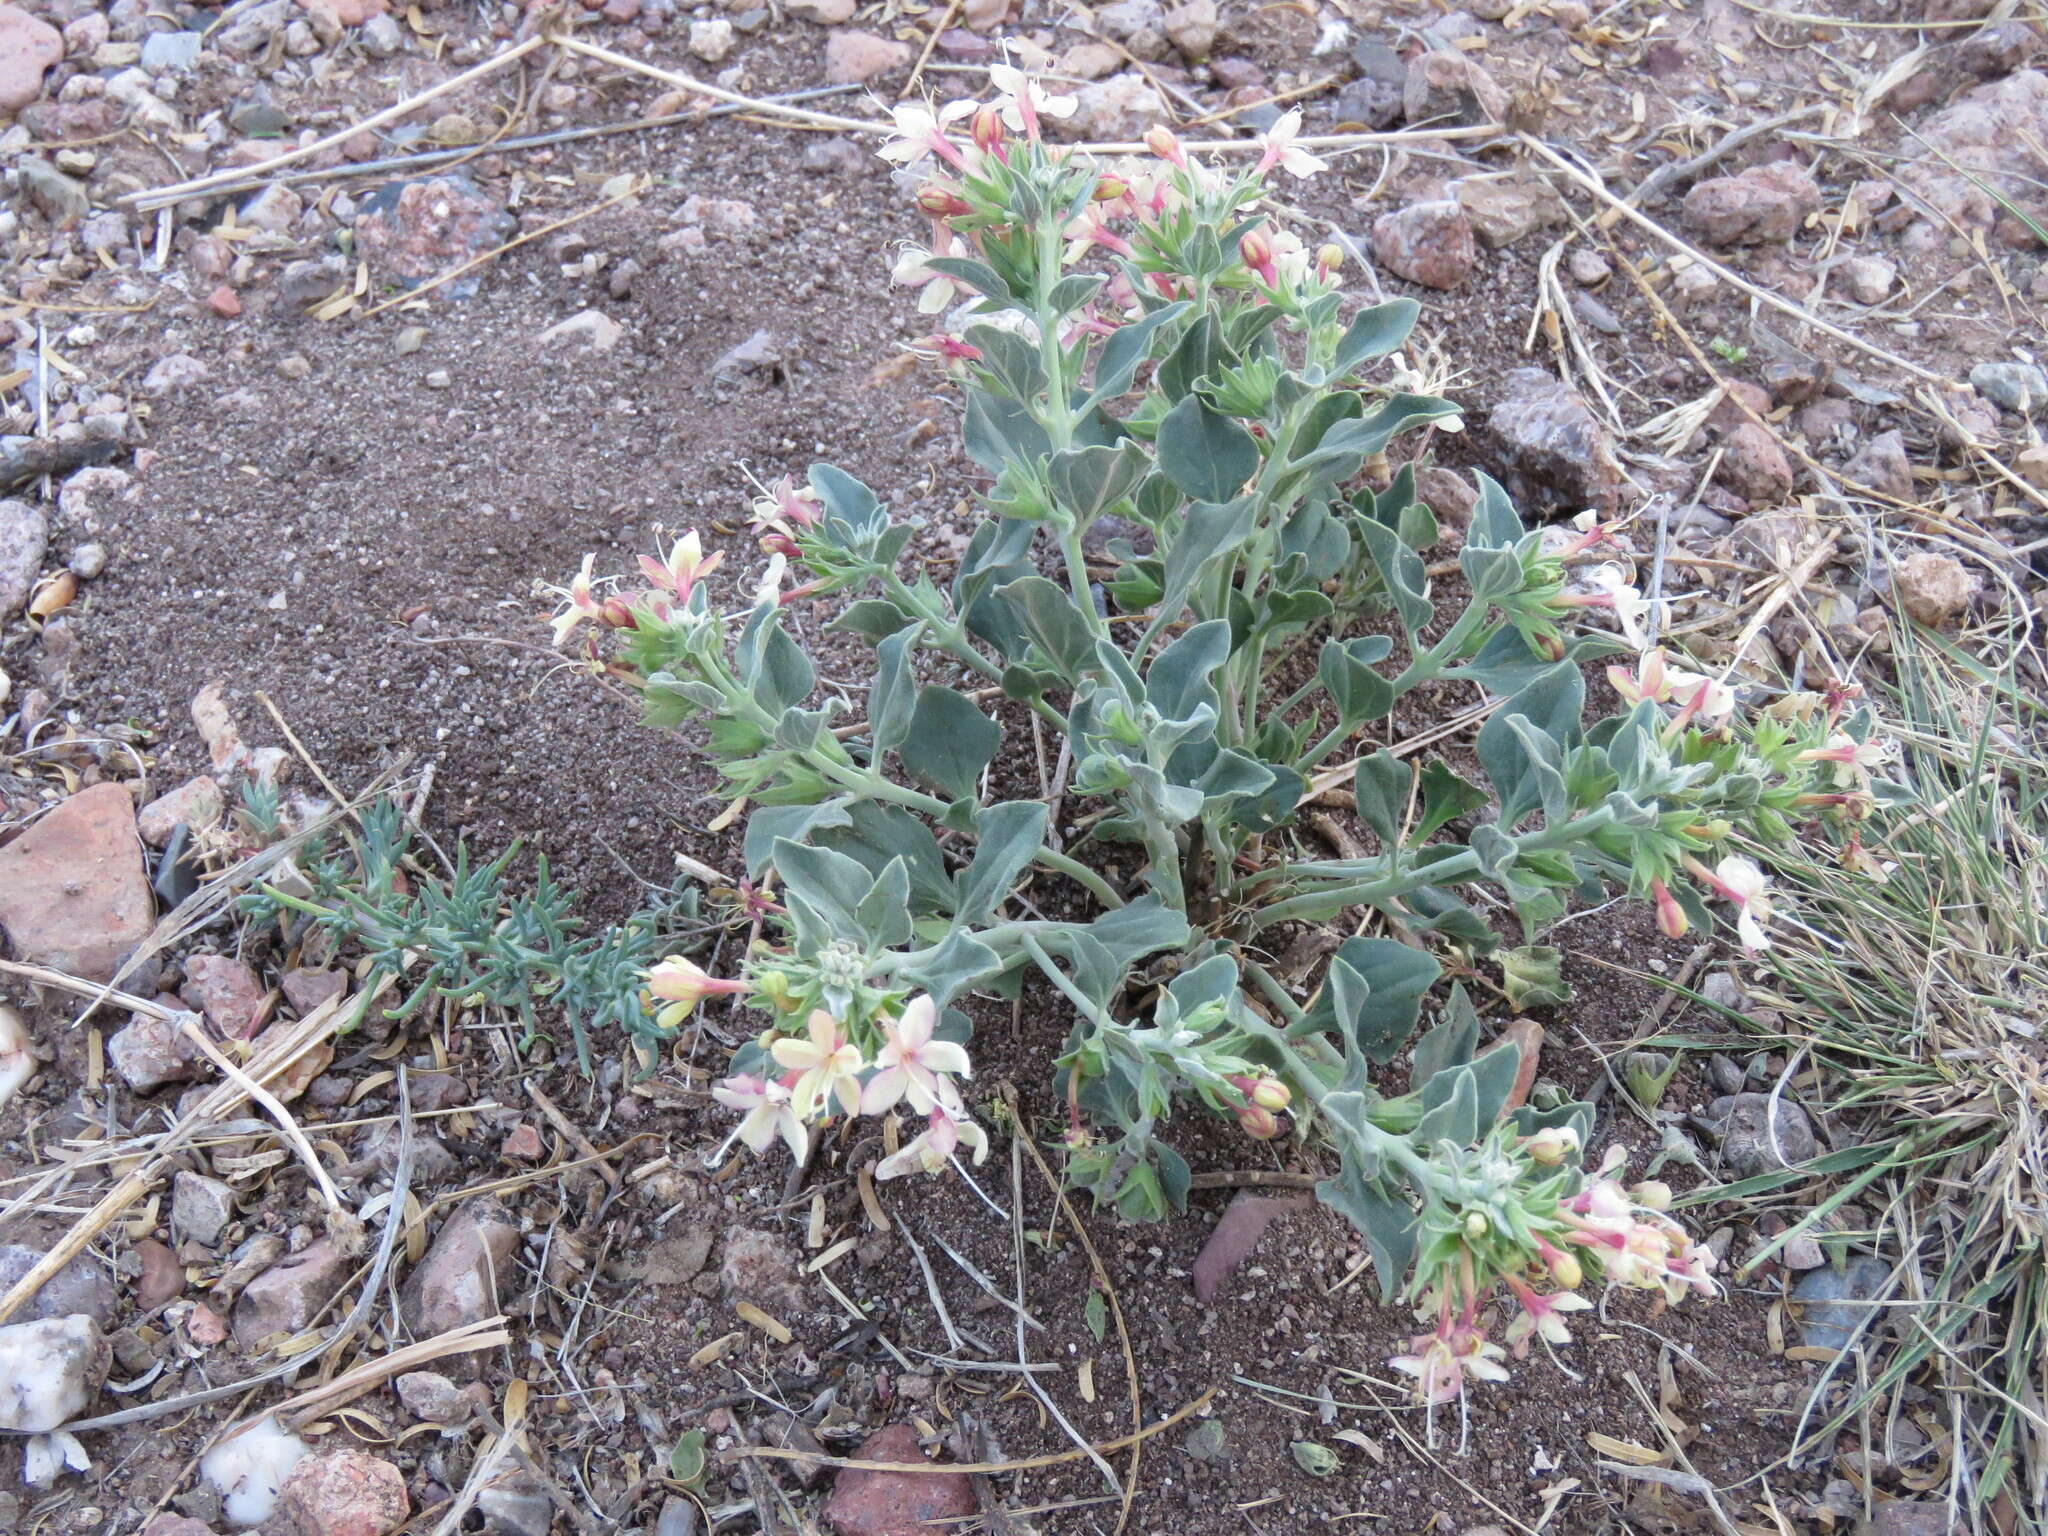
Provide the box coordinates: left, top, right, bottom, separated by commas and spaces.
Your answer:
1330, 298, 1421, 378
1414, 761, 1487, 843
1500, 944, 1572, 1008
1158, 395, 1259, 504
955, 801, 1050, 926
1087, 301, 1188, 407
1410, 985, 1481, 1090
1351, 749, 1413, 849
1048, 441, 1146, 522
997, 575, 1100, 679
1145, 620, 1233, 727
900, 687, 1001, 800
1315, 1142, 1417, 1303
868, 624, 919, 751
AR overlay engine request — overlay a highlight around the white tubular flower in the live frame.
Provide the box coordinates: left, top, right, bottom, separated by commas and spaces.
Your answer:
1254, 109, 1328, 179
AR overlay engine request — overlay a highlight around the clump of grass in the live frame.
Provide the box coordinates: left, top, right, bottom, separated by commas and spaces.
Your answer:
1706, 626, 2048, 1524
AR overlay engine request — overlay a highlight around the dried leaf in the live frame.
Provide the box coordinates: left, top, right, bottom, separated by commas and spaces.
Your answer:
1586, 1432, 1668, 1466
28, 571, 76, 619
735, 1301, 792, 1344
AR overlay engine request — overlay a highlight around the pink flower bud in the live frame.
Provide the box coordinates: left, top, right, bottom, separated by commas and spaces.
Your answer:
1250, 1077, 1291, 1111
915, 184, 971, 219
1631, 1180, 1673, 1212
1239, 228, 1277, 285
972, 103, 1006, 158
1546, 1248, 1583, 1290
1651, 878, 1689, 940
1523, 1126, 1578, 1166
1094, 174, 1128, 202
1237, 1104, 1282, 1140
1145, 125, 1186, 167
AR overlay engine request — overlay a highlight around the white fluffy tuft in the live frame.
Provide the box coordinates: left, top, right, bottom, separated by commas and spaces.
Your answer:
201, 1417, 309, 1528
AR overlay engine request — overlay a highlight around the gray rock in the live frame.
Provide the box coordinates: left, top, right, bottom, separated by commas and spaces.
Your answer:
1968, 360, 2047, 412
108, 1011, 206, 1093
79, 211, 129, 254
720, 1228, 805, 1318
1867, 1501, 1960, 1536
1791, 1255, 1894, 1351
394, 1369, 471, 1423
228, 98, 289, 137
215, 0, 290, 57
800, 137, 868, 175
1846, 429, 1914, 501
171, 1170, 236, 1247
399, 1199, 518, 1376
139, 29, 203, 72
477, 1473, 552, 1536
1705, 1092, 1818, 1176
276, 256, 348, 312
1670, 502, 1733, 540
0, 498, 47, 617
0, 1315, 109, 1430
1485, 367, 1624, 514
18, 156, 89, 224
0, 1245, 118, 1328
655, 1495, 700, 1536
360, 13, 402, 56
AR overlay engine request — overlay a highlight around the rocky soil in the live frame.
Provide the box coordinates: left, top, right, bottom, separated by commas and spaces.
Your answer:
1, 0, 2043, 1533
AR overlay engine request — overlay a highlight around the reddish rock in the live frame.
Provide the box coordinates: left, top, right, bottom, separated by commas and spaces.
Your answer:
207, 286, 243, 318
278, 1450, 410, 1536
0, 3, 62, 113
108, 1010, 206, 1093
408, 1070, 468, 1110
282, 967, 347, 1014
500, 1123, 544, 1161
823, 30, 913, 84
0, 782, 154, 984
186, 1301, 229, 1346
135, 1237, 185, 1309
1682, 161, 1822, 245
352, 176, 514, 288
249, 1020, 332, 1100
823, 1425, 977, 1536
142, 1517, 216, 1536
1192, 1192, 1310, 1302
1705, 379, 1772, 437
180, 953, 270, 1041
399, 1199, 518, 1373
1894, 551, 1976, 627
1715, 421, 1795, 506
788, 0, 855, 19
17, 98, 119, 141
234, 1239, 351, 1349
294, 0, 390, 26
1371, 200, 1477, 289
1485, 367, 1624, 514
137, 775, 224, 847
721, 1228, 806, 1318
1414, 466, 1477, 526
1846, 429, 1914, 501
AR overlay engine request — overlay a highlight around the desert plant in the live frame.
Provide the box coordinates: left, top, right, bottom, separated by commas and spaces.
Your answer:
545, 79, 1872, 1396
245, 798, 706, 1069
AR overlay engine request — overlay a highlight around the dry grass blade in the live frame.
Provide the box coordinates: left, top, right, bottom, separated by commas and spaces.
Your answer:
122, 35, 547, 208
1713, 625, 2048, 1526
0, 976, 389, 1326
